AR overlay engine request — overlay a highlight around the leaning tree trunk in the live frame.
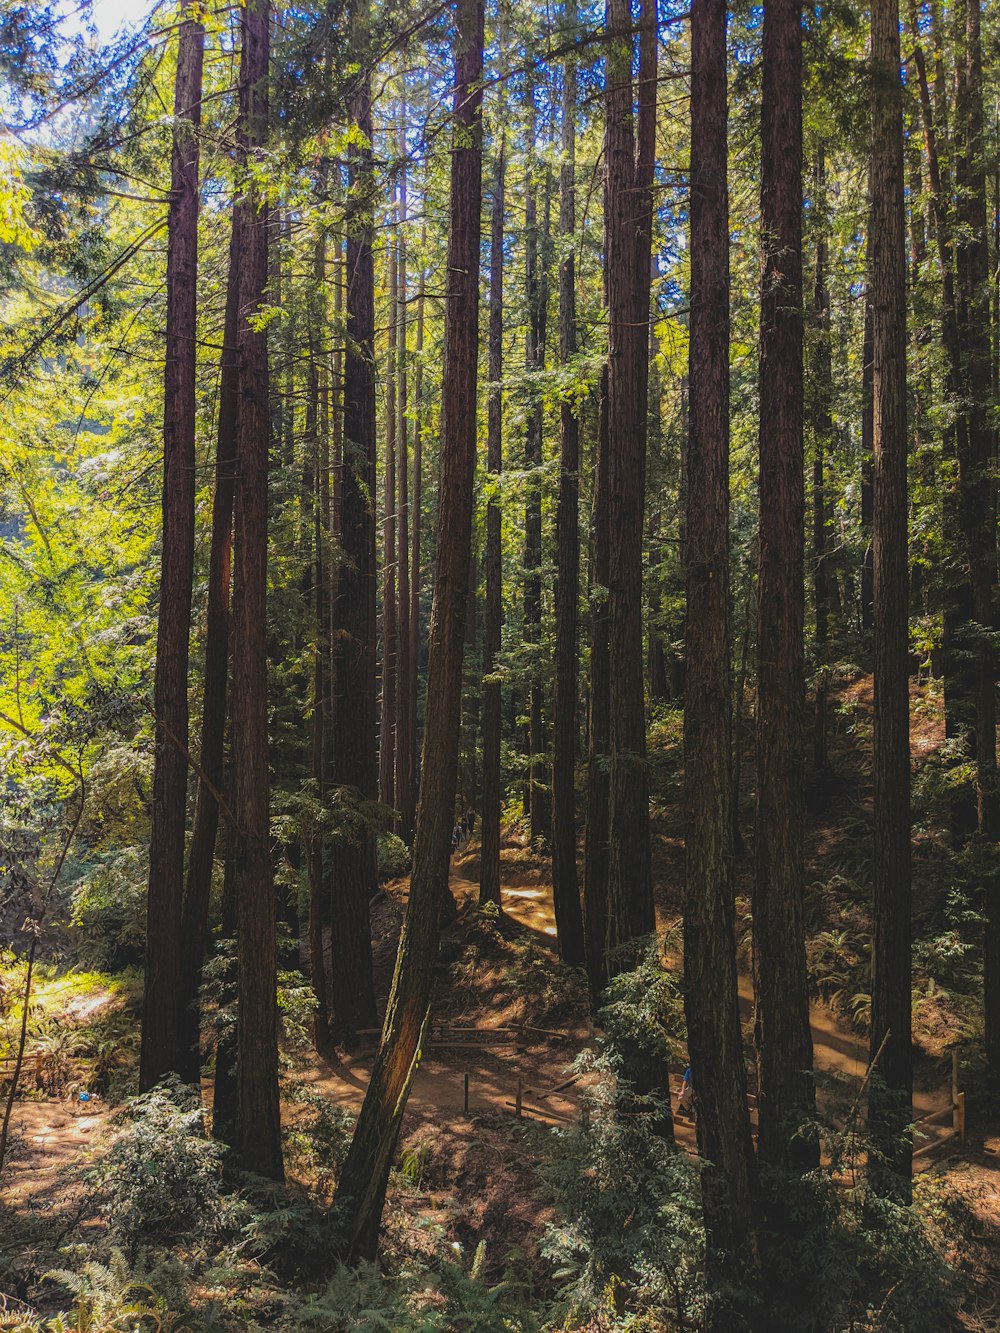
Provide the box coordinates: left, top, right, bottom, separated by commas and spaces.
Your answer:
331, 0, 483, 1260
753, 0, 818, 1196
551, 9, 585, 967
480, 136, 505, 910
683, 0, 758, 1308
869, 0, 913, 1198
330, 9, 379, 1042
141, 10, 205, 1094
231, 0, 283, 1182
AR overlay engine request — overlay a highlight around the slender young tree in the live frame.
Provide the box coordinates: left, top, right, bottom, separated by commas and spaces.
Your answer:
330, 5, 379, 1041
480, 135, 505, 909
332, 0, 483, 1258
140, 10, 204, 1092
522, 98, 550, 846
230, 0, 283, 1182
683, 0, 757, 1298
753, 0, 818, 1184
551, 6, 585, 967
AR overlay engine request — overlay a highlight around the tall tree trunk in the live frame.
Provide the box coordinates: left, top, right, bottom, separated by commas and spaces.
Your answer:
583, 366, 611, 1006
309, 225, 332, 1055
380, 186, 399, 818
551, 5, 585, 967
396, 116, 411, 842
753, 0, 818, 1191
332, 0, 483, 1258
812, 145, 832, 775
178, 197, 242, 1088
860, 293, 875, 634
605, 0, 657, 956
331, 12, 379, 1042
954, 0, 1000, 1073
231, 0, 283, 1182
683, 0, 757, 1304
868, 0, 912, 1197
140, 12, 204, 1093
406, 237, 427, 842
480, 137, 505, 910
523, 109, 550, 846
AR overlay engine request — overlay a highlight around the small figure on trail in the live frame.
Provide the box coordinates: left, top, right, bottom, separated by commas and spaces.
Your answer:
452, 822, 463, 854
466, 806, 476, 835
677, 1065, 694, 1118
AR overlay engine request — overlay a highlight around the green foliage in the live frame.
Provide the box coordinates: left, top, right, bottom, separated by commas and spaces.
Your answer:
87, 1077, 225, 1259
66, 847, 147, 970
376, 832, 411, 882
541, 1056, 706, 1329
281, 1083, 354, 1200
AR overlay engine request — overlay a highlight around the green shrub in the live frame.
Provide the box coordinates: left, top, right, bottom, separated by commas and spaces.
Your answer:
87, 1077, 225, 1258
376, 832, 411, 882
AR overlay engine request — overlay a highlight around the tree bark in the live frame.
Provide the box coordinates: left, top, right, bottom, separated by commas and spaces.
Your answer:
332, 0, 483, 1259
869, 0, 913, 1197
480, 136, 505, 910
953, 0, 1000, 1073
140, 11, 204, 1093
551, 7, 585, 968
231, 0, 283, 1182
522, 107, 550, 846
812, 145, 832, 776
178, 195, 241, 1088
379, 184, 399, 819
330, 9, 379, 1042
683, 0, 757, 1302
753, 0, 818, 1185
605, 0, 657, 957
396, 116, 411, 842
583, 366, 611, 1007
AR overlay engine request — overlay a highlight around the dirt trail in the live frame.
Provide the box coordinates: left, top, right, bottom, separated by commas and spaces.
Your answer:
302, 842, 955, 1166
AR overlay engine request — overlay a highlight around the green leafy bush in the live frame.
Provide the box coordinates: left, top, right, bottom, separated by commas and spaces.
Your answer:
87, 1077, 225, 1258
376, 832, 411, 881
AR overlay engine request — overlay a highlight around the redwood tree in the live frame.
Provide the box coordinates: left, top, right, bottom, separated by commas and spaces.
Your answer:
604, 0, 657, 957
330, 4, 379, 1041
551, 7, 585, 967
480, 136, 505, 909
868, 0, 912, 1197
140, 10, 204, 1092
753, 0, 818, 1183
683, 0, 757, 1298
231, 0, 283, 1182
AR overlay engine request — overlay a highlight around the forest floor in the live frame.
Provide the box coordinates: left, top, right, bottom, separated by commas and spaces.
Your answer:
4, 672, 1000, 1320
